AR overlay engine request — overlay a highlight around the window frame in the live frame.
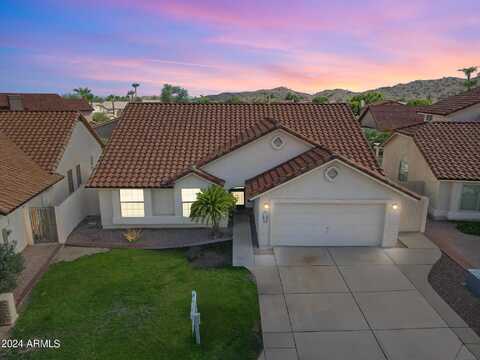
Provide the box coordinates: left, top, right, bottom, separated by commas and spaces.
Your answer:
181, 188, 201, 217
459, 184, 480, 212
398, 159, 409, 182
67, 169, 75, 194
119, 189, 145, 218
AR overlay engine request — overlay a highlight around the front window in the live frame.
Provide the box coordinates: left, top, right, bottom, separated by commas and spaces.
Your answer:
460, 185, 480, 211
67, 169, 75, 194
120, 189, 145, 217
182, 188, 201, 217
398, 159, 409, 182
76, 164, 82, 187
230, 188, 245, 206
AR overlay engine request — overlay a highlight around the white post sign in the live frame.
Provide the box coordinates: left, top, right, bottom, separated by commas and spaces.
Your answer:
190, 290, 201, 344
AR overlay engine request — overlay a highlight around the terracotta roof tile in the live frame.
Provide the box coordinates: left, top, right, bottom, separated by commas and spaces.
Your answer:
88, 103, 381, 188
0, 111, 103, 173
0, 132, 62, 215
396, 122, 480, 180
359, 102, 423, 131
417, 87, 480, 116
62, 98, 93, 112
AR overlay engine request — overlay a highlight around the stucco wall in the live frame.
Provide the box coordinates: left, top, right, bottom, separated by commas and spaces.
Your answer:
360, 111, 377, 128
383, 134, 440, 213
202, 129, 312, 189
97, 174, 225, 228
253, 160, 427, 247
49, 122, 103, 206
446, 103, 480, 122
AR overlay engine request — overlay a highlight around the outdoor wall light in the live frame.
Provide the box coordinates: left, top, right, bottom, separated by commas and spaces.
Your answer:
263, 203, 270, 210
392, 203, 399, 211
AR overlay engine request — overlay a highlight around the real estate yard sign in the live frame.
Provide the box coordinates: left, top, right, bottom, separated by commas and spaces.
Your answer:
191, 290, 201, 344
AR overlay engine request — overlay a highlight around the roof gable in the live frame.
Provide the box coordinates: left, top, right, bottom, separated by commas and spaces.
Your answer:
0, 132, 62, 215
396, 122, 480, 181
0, 111, 103, 173
88, 103, 381, 188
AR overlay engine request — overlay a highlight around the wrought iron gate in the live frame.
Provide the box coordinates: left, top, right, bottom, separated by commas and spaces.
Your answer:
29, 207, 58, 243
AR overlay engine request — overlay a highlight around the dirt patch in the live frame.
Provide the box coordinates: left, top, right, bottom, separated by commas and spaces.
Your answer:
429, 254, 480, 336
185, 241, 232, 268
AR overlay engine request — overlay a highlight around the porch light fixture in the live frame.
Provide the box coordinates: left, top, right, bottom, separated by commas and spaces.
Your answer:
392, 203, 399, 211
263, 203, 270, 210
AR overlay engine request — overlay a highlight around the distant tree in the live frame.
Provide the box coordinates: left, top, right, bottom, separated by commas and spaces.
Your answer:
458, 66, 478, 90
363, 128, 391, 148
349, 92, 384, 116
224, 96, 244, 104
312, 95, 329, 104
285, 92, 302, 103
73, 87, 94, 103
160, 84, 189, 103
131, 83, 140, 98
193, 96, 211, 104
265, 93, 276, 104
406, 98, 432, 107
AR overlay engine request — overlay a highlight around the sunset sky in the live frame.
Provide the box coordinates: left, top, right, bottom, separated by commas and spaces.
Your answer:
1, 0, 479, 96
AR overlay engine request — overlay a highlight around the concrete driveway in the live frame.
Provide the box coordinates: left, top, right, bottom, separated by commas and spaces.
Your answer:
251, 234, 479, 360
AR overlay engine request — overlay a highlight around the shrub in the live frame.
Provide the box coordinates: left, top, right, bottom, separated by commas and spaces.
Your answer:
190, 186, 236, 238
0, 241, 25, 293
123, 229, 142, 243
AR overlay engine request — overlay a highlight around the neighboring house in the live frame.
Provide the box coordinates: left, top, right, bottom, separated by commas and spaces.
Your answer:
417, 87, 480, 122
88, 103, 428, 248
383, 122, 480, 220
358, 101, 424, 131
63, 98, 94, 120
92, 101, 129, 119
0, 93, 93, 118
0, 111, 104, 251
93, 119, 119, 140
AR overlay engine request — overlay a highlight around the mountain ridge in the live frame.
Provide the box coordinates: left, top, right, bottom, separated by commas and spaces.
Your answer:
205, 76, 478, 103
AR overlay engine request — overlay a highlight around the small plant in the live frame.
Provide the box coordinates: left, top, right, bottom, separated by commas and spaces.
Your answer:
123, 229, 142, 243
190, 186, 236, 238
0, 240, 25, 293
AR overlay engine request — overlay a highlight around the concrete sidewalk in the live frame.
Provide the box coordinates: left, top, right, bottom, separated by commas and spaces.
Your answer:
251, 236, 479, 360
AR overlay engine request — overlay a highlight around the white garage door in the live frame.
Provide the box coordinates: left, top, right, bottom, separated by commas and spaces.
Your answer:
271, 202, 385, 246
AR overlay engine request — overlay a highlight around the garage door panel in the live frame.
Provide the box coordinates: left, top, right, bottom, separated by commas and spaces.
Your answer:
271, 202, 384, 246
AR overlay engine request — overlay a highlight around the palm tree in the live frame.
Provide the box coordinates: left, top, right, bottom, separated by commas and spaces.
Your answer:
127, 90, 135, 101
458, 66, 478, 90
131, 83, 140, 98
189, 186, 237, 238
73, 87, 93, 103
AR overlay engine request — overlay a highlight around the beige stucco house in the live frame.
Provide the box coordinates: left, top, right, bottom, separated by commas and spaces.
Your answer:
0, 111, 103, 252
383, 122, 480, 221
88, 103, 428, 248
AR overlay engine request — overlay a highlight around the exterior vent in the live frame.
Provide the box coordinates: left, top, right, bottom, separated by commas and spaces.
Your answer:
8, 94, 24, 111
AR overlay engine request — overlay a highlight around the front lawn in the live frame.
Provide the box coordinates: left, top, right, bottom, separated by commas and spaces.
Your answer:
5, 249, 261, 360
456, 221, 480, 236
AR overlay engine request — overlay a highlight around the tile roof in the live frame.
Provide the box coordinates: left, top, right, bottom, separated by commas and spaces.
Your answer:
0, 93, 70, 111
417, 87, 480, 115
0, 132, 62, 215
62, 98, 94, 112
359, 102, 424, 131
88, 103, 381, 188
0, 111, 103, 173
396, 122, 480, 181
245, 147, 421, 200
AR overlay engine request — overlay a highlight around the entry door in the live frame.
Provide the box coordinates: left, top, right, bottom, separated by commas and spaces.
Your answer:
29, 207, 58, 243
271, 202, 385, 246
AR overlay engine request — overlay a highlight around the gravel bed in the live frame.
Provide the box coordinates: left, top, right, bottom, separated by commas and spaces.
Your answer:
428, 254, 480, 336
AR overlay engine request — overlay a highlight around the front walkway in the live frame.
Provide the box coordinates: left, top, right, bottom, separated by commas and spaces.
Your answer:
251, 234, 479, 360
426, 220, 480, 269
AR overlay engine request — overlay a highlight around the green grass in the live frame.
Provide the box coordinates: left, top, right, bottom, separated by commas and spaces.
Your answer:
456, 221, 480, 236
4, 249, 261, 360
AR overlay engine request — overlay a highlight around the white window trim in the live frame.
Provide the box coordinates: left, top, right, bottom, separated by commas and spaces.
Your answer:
120, 189, 145, 218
